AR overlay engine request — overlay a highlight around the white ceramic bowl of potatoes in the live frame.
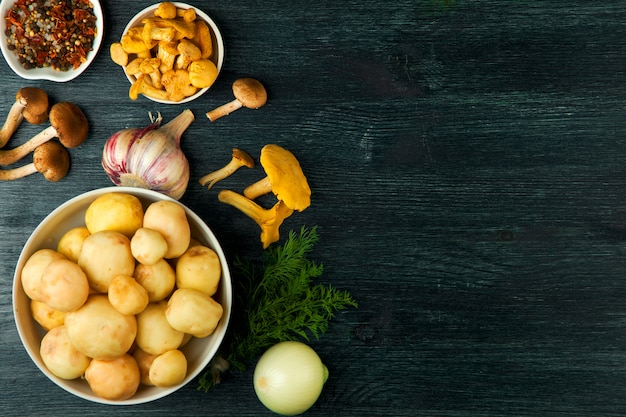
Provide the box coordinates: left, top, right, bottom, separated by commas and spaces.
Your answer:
113, 2, 224, 104
12, 187, 232, 405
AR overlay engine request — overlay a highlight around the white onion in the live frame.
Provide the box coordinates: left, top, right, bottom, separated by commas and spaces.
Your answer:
253, 341, 328, 415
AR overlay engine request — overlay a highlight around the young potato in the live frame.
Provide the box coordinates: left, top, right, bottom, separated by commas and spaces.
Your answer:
30, 300, 66, 331
85, 354, 140, 401
78, 230, 135, 293
56, 226, 90, 263
168, 238, 203, 270
149, 349, 187, 387
134, 259, 176, 302
84, 192, 144, 238
136, 301, 184, 356
180, 332, 193, 348
176, 245, 221, 296
40, 325, 91, 380
65, 295, 137, 360
130, 227, 168, 265
165, 288, 223, 338
133, 348, 158, 386
108, 275, 149, 316
143, 200, 190, 259
40, 259, 90, 312
21, 249, 66, 302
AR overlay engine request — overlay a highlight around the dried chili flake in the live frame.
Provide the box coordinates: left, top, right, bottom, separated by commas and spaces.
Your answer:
4, 0, 97, 71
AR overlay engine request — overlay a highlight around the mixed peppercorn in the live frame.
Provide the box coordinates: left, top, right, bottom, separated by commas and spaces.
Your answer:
4, 0, 97, 71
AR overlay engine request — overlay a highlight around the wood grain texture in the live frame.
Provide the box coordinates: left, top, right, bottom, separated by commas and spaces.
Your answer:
2, 0, 626, 415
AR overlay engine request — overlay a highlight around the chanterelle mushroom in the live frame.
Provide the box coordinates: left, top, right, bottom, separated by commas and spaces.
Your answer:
0, 87, 49, 148
0, 141, 70, 182
0, 102, 88, 166
243, 144, 311, 212
154, 1, 177, 19
218, 190, 294, 248
206, 78, 267, 121
199, 148, 255, 190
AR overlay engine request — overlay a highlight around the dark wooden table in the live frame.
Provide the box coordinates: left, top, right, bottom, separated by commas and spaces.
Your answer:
2, 0, 626, 415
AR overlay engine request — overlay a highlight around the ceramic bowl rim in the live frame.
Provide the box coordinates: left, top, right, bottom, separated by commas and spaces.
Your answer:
12, 186, 232, 405
0, 0, 105, 82
121, 2, 225, 105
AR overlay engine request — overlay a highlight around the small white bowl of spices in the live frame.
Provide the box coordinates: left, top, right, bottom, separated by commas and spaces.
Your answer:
0, 0, 104, 82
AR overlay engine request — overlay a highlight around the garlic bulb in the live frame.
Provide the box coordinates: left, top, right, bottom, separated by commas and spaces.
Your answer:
102, 110, 194, 200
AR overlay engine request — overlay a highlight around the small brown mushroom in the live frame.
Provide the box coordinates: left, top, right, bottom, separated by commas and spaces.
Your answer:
243, 144, 311, 212
218, 190, 294, 248
206, 78, 267, 121
0, 141, 70, 182
199, 148, 255, 190
0, 87, 49, 148
0, 102, 87, 166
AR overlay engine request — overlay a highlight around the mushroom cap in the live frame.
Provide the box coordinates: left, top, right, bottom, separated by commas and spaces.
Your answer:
259, 144, 311, 211
33, 141, 70, 182
232, 148, 255, 168
49, 102, 88, 148
17, 87, 49, 124
160, 40, 179, 55
232, 78, 267, 109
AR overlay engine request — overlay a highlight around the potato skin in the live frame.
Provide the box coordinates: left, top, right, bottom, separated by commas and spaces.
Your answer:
165, 288, 223, 338
31, 299, 66, 331
78, 230, 135, 293
136, 301, 184, 355
85, 192, 144, 238
65, 295, 137, 360
40, 259, 90, 312
143, 200, 191, 259
134, 259, 176, 302
131, 227, 168, 265
133, 348, 158, 386
108, 275, 149, 315
21, 249, 66, 302
40, 325, 91, 380
149, 349, 187, 387
56, 226, 90, 263
85, 354, 140, 400
175, 245, 221, 296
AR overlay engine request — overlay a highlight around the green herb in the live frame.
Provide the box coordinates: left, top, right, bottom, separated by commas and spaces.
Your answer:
198, 226, 357, 391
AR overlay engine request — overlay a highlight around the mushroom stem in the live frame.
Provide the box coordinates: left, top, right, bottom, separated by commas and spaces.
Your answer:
218, 190, 293, 249
0, 125, 56, 165
243, 176, 272, 200
199, 148, 255, 190
0, 161, 38, 180
0, 99, 27, 148
0, 87, 49, 148
206, 78, 267, 122
0, 102, 87, 166
0, 141, 69, 182
206, 100, 243, 121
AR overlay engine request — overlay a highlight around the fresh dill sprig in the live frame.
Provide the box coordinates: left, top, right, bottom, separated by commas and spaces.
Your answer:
198, 226, 357, 391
